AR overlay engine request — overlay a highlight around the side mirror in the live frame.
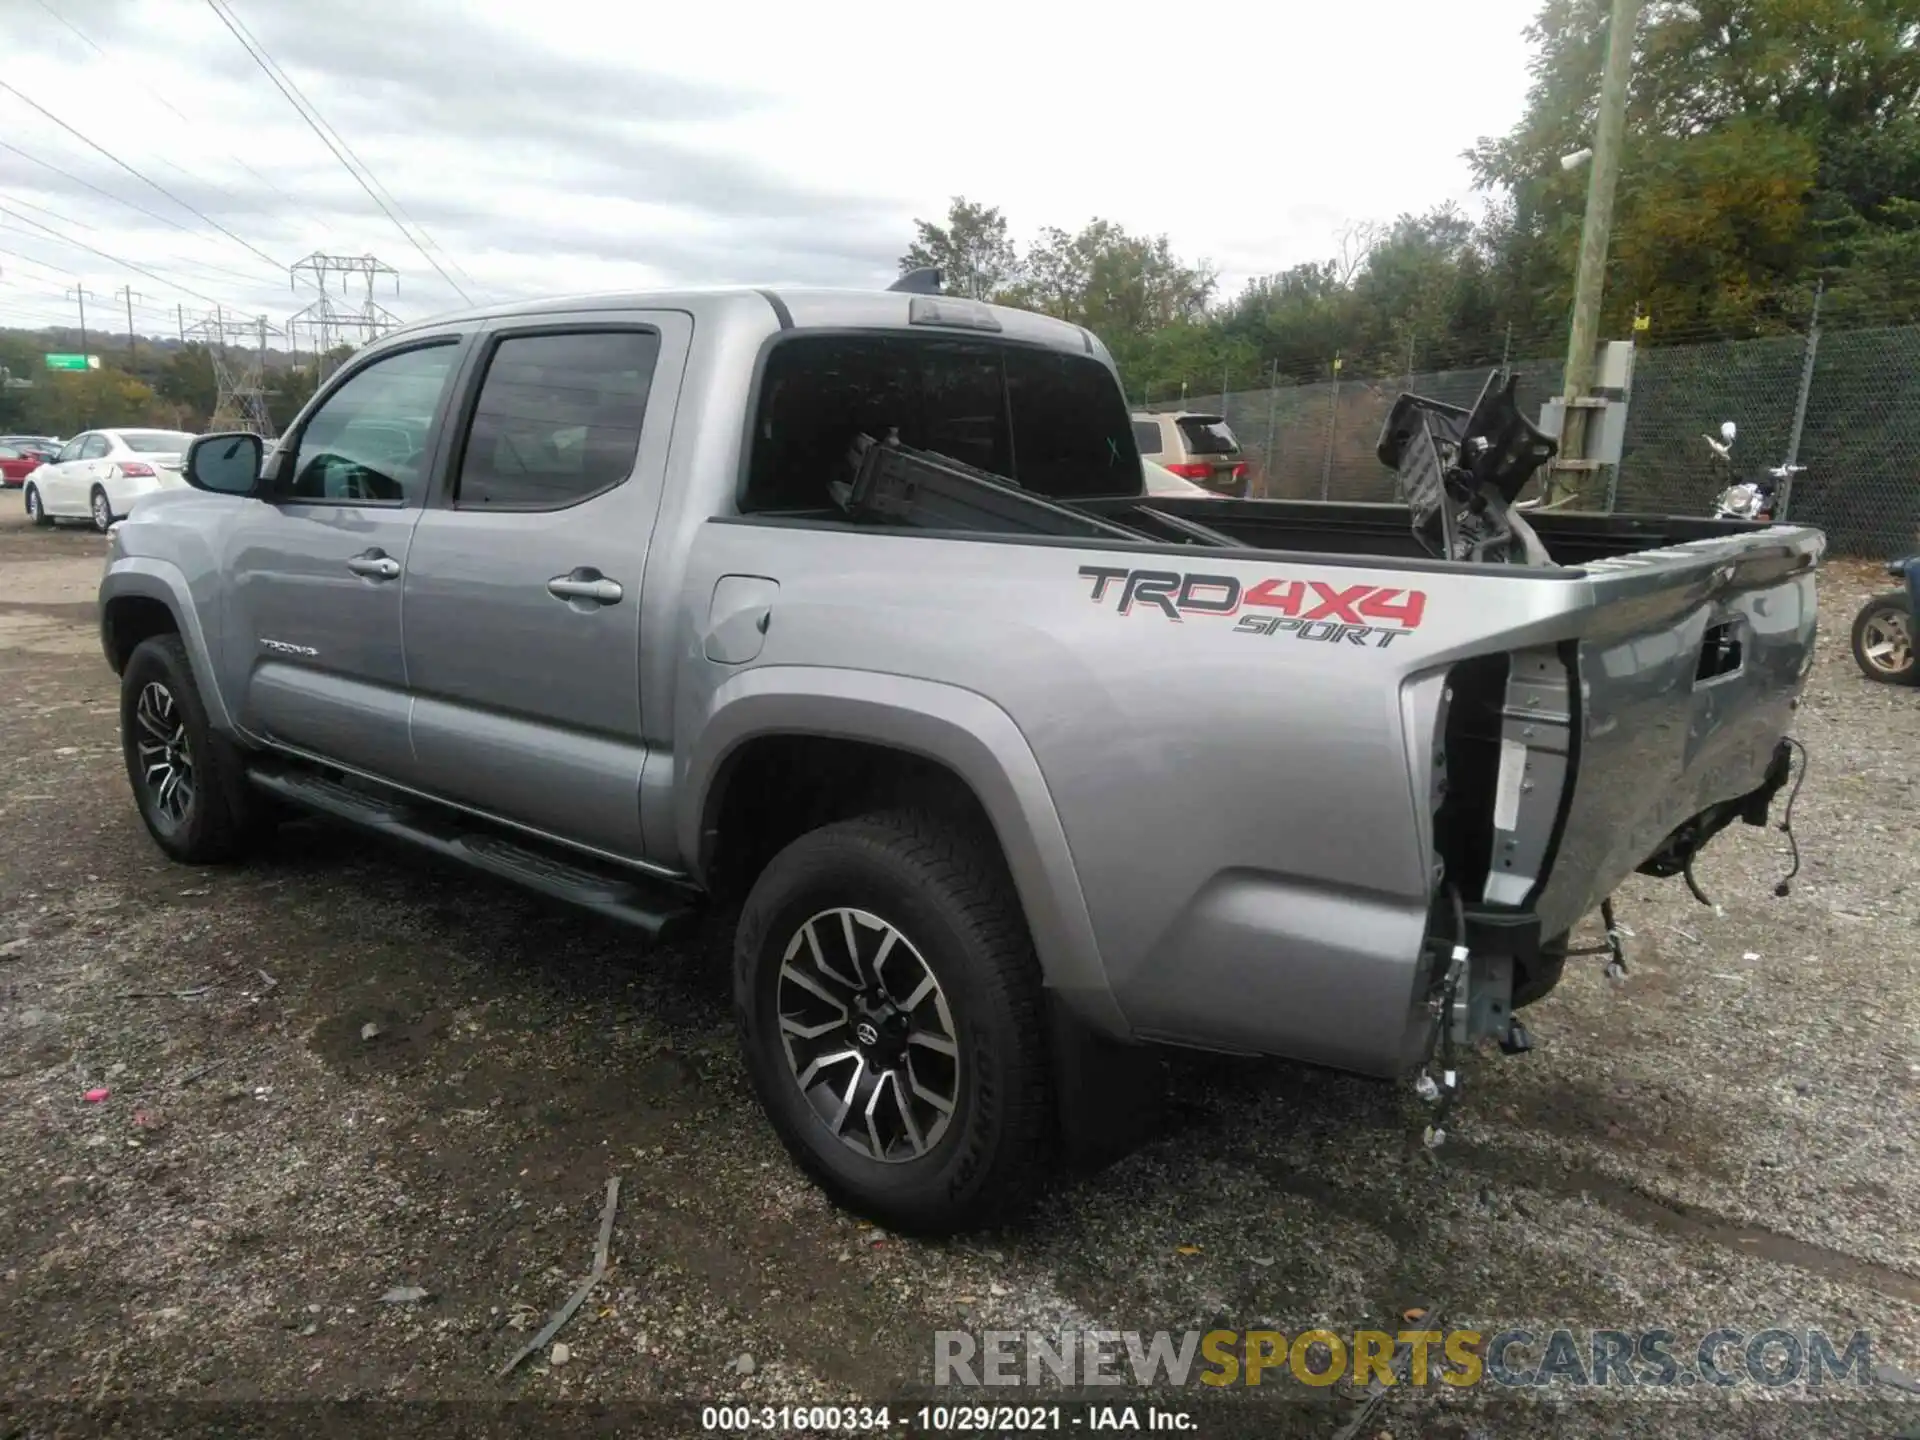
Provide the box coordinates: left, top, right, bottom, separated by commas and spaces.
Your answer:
185, 432, 263, 495
1719, 420, 1737, 444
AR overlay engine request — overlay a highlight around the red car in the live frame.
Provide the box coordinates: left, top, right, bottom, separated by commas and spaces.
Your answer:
0, 442, 49, 488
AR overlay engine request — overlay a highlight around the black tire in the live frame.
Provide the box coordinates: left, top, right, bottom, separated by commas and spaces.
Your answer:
120, 634, 271, 864
734, 810, 1053, 1235
24, 483, 51, 527
1851, 590, 1917, 685
89, 485, 114, 533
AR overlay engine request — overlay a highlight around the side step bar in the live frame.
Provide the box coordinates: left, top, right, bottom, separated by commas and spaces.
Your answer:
247, 766, 702, 943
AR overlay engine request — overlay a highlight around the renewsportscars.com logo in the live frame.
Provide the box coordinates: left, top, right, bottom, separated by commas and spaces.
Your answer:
933, 1326, 1880, 1393
1078, 566, 1429, 650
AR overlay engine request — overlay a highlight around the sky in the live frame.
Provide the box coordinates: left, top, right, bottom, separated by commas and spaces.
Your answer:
0, 0, 1543, 346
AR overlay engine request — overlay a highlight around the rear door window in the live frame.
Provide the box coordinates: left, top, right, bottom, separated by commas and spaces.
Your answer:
1176, 416, 1239, 455
454, 329, 660, 511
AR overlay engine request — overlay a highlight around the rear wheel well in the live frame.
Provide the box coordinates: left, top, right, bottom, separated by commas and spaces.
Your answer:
103, 596, 181, 674
702, 736, 1003, 906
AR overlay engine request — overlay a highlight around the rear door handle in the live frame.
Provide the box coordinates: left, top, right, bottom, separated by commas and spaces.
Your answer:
547, 569, 624, 606
347, 551, 402, 580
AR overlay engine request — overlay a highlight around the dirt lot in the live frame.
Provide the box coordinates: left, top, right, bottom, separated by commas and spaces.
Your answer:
1, 501, 1915, 1438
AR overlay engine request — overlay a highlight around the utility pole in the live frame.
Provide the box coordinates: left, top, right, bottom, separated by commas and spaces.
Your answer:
1779, 279, 1823, 519
66, 284, 92, 354
177, 303, 186, 346
118, 286, 142, 365
1557, 0, 1642, 468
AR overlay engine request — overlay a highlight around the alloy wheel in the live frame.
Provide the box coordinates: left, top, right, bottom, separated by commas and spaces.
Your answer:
134, 681, 195, 831
1860, 607, 1913, 676
776, 907, 960, 1163
92, 491, 111, 531
26, 488, 40, 520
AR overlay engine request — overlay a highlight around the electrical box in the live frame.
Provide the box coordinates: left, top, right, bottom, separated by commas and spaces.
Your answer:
1538, 340, 1636, 466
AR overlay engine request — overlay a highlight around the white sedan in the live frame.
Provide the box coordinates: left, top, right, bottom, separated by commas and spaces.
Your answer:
25, 428, 198, 532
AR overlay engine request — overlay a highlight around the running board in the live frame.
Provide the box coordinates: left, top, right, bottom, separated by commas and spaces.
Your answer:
247, 766, 701, 943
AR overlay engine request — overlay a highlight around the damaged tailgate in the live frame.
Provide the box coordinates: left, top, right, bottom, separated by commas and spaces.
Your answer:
1512, 525, 1822, 939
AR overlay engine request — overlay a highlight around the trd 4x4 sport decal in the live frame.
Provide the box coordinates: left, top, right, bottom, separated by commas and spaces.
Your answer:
1077, 566, 1427, 650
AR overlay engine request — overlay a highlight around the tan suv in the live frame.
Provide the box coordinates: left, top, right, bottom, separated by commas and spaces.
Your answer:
1130, 411, 1247, 497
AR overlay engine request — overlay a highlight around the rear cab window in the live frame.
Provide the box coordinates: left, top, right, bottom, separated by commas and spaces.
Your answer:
1176, 415, 1239, 455
742, 334, 1140, 513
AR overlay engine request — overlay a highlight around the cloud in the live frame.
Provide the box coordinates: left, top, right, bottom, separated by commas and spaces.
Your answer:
0, 0, 1543, 339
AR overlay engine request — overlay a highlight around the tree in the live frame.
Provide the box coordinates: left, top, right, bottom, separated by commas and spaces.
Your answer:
154, 344, 218, 425
1469, 0, 1920, 333
1000, 220, 1215, 333
899, 197, 1023, 300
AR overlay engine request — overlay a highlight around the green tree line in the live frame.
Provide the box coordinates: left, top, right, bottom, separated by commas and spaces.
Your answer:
0, 331, 347, 438
902, 0, 1920, 402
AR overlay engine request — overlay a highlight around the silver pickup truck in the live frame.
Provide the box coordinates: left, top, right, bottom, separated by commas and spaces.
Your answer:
96, 281, 1821, 1233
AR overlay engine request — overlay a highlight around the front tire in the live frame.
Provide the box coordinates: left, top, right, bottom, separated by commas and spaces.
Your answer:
734, 810, 1053, 1235
25, 483, 50, 527
1851, 591, 1916, 685
120, 634, 270, 863
90, 485, 114, 533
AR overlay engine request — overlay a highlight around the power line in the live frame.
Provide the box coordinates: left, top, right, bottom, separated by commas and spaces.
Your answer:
0, 79, 286, 276
31, 0, 313, 223
0, 206, 224, 307
0, 244, 74, 283
0, 171, 289, 292
209, 1, 482, 301
203, 0, 475, 304
0, 139, 217, 247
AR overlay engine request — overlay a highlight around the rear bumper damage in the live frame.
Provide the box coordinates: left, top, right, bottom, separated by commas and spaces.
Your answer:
1421, 735, 1800, 1120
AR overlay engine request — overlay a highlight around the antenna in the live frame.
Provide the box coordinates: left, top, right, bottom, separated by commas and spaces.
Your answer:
888, 266, 943, 295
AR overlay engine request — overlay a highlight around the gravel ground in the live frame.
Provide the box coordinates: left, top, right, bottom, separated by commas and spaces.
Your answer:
0, 502, 1915, 1438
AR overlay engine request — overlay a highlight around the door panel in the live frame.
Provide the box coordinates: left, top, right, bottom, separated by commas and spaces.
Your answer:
220, 338, 465, 778
41, 436, 90, 513
402, 315, 690, 859
224, 503, 425, 775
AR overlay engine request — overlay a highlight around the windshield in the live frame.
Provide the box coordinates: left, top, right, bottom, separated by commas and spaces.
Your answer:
121, 432, 197, 454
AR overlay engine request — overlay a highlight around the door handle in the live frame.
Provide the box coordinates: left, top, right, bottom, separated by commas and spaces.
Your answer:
547, 570, 624, 606
347, 551, 402, 580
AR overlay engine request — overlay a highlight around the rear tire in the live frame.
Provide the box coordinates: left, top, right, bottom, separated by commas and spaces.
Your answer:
1851, 591, 1916, 685
90, 485, 114, 533
24, 484, 50, 527
733, 810, 1053, 1235
120, 634, 272, 864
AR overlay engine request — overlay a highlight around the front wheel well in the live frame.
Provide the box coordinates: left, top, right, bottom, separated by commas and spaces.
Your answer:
701, 735, 1004, 906
102, 596, 181, 674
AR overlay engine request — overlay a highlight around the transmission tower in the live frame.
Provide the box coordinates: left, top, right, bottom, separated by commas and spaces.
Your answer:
187, 307, 283, 436
288, 252, 402, 376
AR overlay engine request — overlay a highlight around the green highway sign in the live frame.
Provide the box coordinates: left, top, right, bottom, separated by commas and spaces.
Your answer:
43, 353, 98, 371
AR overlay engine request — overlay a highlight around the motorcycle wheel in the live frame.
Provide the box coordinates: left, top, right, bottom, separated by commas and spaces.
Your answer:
1850, 590, 1917, 685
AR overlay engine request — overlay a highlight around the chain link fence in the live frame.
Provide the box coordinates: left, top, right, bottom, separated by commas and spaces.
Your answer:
1143, 318, 1920, 556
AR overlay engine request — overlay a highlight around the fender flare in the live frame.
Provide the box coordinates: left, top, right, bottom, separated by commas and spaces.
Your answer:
98, 559, 236, 734
679, 665, 1128, 1037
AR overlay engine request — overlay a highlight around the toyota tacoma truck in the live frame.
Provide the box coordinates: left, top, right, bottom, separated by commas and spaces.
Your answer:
96, 278, 1820, 1234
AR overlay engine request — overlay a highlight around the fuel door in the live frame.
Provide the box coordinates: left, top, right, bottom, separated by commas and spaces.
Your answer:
704, 575, 779, 665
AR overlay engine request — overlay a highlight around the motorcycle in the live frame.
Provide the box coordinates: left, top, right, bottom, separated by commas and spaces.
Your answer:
1851, 557, 1918, 686
1705, 420, 1804, 521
